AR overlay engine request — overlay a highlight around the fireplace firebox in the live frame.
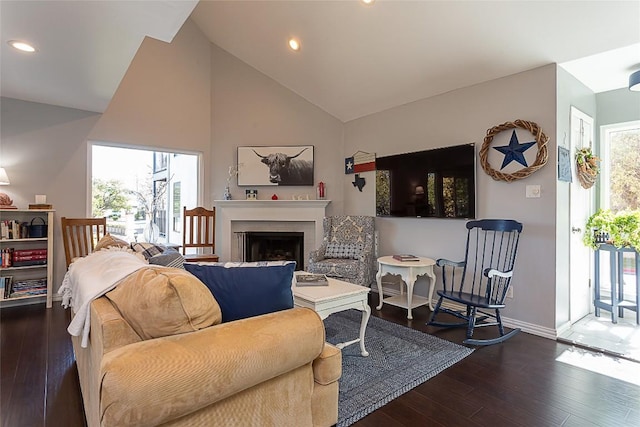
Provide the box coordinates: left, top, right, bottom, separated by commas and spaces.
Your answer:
244, 232, 304, 270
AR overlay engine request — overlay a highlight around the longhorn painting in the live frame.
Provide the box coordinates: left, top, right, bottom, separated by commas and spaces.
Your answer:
237, 145, 315, 186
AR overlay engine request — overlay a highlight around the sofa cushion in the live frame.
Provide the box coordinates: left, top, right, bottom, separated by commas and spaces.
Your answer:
94, 233, 130, 251
130, 242, 166, 259
184, 261, 295, 322
148, 249, 185, 269
325, 242, 364, 259
106, 267, 221, 340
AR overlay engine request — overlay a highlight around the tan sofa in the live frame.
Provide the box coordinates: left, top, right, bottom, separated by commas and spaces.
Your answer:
71, 266, 341, 427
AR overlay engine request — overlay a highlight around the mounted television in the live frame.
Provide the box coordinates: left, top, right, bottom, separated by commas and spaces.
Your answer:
375, 143, 476, 219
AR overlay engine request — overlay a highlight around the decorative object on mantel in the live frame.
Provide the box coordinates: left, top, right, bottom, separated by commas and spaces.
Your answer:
225, 165, 241, 200
317, 181, 325, 199
271, 194, 278, 200
352, 174, 366, 191
237, 145, 314, 186
345, 151, 376, 174
245, 189, 258, 200
575, 147, 600, 189
480, 119, 549, 182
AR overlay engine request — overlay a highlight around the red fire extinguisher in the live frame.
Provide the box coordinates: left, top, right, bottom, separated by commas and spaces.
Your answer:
317, 182, 325, 199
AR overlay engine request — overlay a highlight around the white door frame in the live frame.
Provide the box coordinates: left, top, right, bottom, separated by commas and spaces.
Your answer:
569, 106, 594, 324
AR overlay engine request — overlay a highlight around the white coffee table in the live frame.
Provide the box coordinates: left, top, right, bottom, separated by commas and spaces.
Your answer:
376, 255, 437, 320
293, 273, 371, 357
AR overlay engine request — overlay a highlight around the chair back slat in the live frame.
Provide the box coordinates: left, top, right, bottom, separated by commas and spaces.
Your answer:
61, 217, 107, 267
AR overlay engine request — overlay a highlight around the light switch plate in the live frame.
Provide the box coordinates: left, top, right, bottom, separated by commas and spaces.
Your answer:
526, 185, 541, 198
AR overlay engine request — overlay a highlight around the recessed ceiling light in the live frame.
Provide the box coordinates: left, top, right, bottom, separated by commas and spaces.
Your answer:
361, 0, 375, 5
8, 40, 36, 53
288, 38, 301, 52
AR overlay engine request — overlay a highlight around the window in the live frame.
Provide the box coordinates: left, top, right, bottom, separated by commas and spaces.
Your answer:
599, 121, 640, 298
91, 144, 199, 244
600, 121, 640, 212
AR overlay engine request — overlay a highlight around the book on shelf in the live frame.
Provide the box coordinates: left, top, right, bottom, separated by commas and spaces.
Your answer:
392, 254, 421, 262
7, 278, 47, 298
28, 204, 53, 210
12, 260, 47, 267
295, 273, 329, 286
12, 249, 48, 256
0, 276, 12, 300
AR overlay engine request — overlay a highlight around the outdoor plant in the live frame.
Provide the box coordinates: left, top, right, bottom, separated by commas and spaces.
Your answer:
575, 147, 600, 189
575, 147, 600, 176
583, 209, 640, 250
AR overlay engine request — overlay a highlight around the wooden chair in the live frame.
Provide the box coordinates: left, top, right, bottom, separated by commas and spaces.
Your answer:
60, 217, 107, 267
427, 219, 523, 345
182, 207, 219, 263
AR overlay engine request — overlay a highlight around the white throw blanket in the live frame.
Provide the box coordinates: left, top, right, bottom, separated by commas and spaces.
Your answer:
58, 249, 147, 348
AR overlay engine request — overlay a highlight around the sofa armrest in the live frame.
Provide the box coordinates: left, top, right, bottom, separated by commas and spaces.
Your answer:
99, 307, 326, 427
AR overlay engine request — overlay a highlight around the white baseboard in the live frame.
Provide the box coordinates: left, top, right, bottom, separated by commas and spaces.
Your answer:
373, 286, 559, 341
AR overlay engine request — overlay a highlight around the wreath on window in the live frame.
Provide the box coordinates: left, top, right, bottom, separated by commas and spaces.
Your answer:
479, 119, 549, 182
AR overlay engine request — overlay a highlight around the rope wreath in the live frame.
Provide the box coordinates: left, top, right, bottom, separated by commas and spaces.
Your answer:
479, 119, 549, 182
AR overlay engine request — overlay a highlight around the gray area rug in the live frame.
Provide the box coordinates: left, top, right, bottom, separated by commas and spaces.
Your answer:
324, 309, 474, 427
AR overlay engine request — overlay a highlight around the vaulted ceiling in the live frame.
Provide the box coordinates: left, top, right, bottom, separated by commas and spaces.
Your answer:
2, 1, 639, 122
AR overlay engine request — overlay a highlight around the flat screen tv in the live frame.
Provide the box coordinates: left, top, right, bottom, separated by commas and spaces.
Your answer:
375, 143, 476, 219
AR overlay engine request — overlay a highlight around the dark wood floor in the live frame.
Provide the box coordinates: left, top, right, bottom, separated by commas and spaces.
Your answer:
2, 296, 639, 427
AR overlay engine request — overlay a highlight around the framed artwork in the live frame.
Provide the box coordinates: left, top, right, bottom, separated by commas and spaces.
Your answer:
237, 145, 314, 186
557, 146, 572, 182
245, 189, 258, 200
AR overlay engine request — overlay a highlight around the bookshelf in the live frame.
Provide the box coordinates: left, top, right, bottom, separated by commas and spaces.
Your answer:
0, 209, 54, 308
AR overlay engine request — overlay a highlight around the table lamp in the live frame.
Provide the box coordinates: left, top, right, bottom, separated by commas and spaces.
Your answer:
0, 167, 16, 209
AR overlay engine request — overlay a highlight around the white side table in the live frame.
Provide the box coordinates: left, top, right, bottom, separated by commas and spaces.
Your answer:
375, 255, 436, 320
293, 274, 371, 356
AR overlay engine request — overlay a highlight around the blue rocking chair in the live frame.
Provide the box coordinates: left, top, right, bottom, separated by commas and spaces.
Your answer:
427, 219, 523, 346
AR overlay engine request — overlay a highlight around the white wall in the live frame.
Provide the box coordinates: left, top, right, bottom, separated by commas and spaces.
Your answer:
343, 64, 559, 331
0, 97, 101, 289
209, 44, 344, 212
89, 19, 212, 205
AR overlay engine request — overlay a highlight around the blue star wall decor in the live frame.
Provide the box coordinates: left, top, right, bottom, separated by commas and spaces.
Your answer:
493, 130, 537, 169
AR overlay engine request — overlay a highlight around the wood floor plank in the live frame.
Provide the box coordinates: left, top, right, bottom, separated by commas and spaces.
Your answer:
1, 294, 639, 427
2, 304, 48, 427
45, 306, 86, 426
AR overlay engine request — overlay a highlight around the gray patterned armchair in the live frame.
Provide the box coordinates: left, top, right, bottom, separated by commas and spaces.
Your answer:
308, 216, 376, 287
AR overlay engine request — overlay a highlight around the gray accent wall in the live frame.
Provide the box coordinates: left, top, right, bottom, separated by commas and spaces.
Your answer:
343, 64, 559, 330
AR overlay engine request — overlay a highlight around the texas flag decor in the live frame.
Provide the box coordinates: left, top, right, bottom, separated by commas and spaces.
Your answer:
345, 151, 376, 174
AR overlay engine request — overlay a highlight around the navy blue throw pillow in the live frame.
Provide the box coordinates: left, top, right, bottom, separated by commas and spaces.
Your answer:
184, 262, 295, 322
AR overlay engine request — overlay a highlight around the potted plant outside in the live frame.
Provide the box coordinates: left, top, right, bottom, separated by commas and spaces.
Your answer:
583, 209, 640, 250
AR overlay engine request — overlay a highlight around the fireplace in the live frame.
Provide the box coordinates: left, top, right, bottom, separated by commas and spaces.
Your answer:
242, 232, 304, 270
215, 200, 331, 269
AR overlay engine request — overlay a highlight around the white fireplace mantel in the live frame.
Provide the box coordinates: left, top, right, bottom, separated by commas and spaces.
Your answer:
214, 200, 331, 261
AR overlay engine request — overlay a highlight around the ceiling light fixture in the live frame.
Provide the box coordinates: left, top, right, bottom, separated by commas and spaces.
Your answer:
8, 40, 36, 53
361, 0, 375, 5
630, 70, 640, 91
288, 38, 301, 51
